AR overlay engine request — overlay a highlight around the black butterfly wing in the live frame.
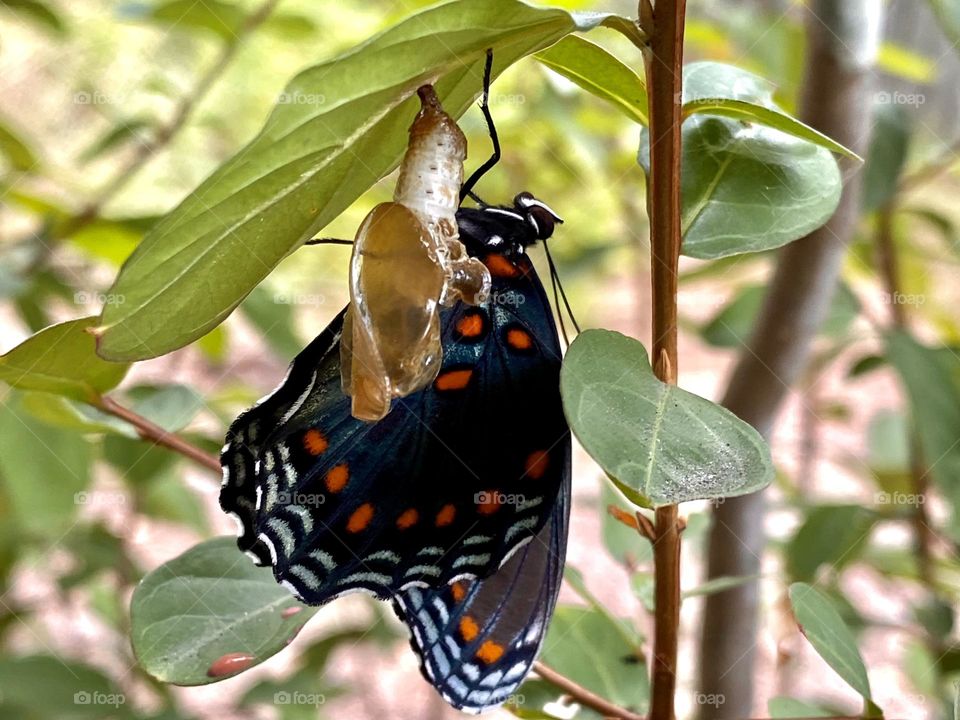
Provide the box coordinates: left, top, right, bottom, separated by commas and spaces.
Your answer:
220, 250, 568, 604
393, 442, 569, 714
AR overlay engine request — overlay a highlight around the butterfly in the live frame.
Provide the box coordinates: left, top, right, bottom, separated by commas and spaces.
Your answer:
219, 192, 571, 712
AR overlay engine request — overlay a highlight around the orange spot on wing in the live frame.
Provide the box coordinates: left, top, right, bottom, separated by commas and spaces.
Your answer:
476, 490, 501, 515
435, 368, 473, 391
456, 313, 485, 339
325, 464, 349, 493
346, 503, 375, 533
476, 640, 505, 664
485, 253, 520, 278
303, 429, 328, 455
459, 615, 480, 642
506, 327, 533, 351
524, 450, 550, 480
451, 582, 467, 602
396, 508, 419, 530
435, 503, 456, 527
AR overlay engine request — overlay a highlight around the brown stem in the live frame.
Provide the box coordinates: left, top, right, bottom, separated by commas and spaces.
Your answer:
533, 661, 646, 720
92, 394, 644, 719
94, 395, 220, 473
874, 204, 940, 652
642, 0, 686, 717
57, 0, 281, 238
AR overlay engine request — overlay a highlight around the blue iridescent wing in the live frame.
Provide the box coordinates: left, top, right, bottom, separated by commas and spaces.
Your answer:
220, 246, 568, 604
393, 445, 569, 714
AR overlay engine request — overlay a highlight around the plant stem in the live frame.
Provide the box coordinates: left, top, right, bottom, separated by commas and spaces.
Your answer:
58, 0, 281, 237
92, 393, 643, 719
641, 0, 686, 717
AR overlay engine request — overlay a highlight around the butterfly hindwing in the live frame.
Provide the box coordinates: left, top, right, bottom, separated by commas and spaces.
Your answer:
394, 444, 570, 714
220, 226, 568, 605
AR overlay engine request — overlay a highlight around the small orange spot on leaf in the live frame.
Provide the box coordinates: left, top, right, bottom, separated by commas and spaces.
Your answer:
207, 652, 255, 678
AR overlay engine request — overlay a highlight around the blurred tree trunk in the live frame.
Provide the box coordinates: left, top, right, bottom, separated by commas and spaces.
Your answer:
695, 2, 881, 717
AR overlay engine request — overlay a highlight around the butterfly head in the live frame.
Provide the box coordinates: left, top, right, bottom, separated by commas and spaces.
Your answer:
457, 193, 563, 259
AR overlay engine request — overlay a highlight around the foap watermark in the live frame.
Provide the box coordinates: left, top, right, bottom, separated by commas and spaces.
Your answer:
74, 490, 126, 508
490, 93, 526, 106
274, 691, 326, 707
694, 692, 725, 707
490, 290, 526, 307
875, 90, 925, 108
276, 491, 325, 508
74, 291, 125, 307
881, 291, 925, 307
274, 292, 326, 307
876, 491, 926, 507
278, 91, 326, 106
73, 91, 126, 106
474, 490, 526, 508
74, 691, 125, 707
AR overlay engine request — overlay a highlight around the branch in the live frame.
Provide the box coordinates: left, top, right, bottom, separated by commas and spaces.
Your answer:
59, 0, 281, 237
533, 661, 645, 720
642, 0, 687, 717
93, 394, 644, 720
94, 395, 220, 473
697, 1, 881, 716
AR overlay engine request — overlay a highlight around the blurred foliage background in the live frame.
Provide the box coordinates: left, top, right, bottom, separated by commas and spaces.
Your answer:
2, 0, 960, 718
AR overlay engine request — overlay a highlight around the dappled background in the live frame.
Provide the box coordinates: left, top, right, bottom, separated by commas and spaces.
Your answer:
2, 0, 960, 718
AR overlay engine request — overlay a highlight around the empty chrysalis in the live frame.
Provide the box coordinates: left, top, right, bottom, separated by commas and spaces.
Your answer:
342, 85, 491, 421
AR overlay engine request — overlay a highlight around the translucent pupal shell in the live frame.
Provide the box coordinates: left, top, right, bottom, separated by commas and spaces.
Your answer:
343, 203, 445, 421
341, 85, 491, 421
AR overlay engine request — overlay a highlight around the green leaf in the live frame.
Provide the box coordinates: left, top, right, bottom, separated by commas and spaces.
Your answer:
0, 396, 92, 538
640, 62, 843, 260
561, 329, 774, 505
131, 537, 317, 685
136, 0, 316, 40
533, 605, 647, 715
886, 331, 960, 507
681, 573, 759, 600
19, 392, 135, 437
701, 283, 859, 348
78, 118, 154, 164
877, 42, 936, 83
929, 0, 960, 49
0, 655, 132, 720
536, 35, 647, 125
239, 285, 304, 358
788, 582, 872, 700
0, 0, 66, 35
0, 118, 39, 172
124, 384, 205, 432
866, 410, 912, 496
768, 696, 833, 718
683, 98, 859, 159
785, 505, 876, 582
861, 103, 911, 212
94, 0, 614, 360
0, 318, 129, 402
137, 473, 209, 533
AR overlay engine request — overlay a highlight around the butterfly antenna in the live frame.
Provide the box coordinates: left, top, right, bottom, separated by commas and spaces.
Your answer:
543, 240, 581, 341
459, 49, 500, 203
304, 237, 353, 246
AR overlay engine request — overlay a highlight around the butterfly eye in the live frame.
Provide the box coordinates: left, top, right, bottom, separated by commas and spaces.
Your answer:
527, 206, 556, 240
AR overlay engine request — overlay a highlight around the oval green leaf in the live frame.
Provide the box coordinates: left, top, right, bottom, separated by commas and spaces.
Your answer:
536, 35, 647, 125
560, 329, 774, 506
131, 536, 317, 685
788, 582, 872, 700
94, 0, 614, 361
0, 317, 129, 402
639, 61, 843, 260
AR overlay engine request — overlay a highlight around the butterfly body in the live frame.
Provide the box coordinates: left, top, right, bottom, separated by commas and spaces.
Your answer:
220, 194, 569, 713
